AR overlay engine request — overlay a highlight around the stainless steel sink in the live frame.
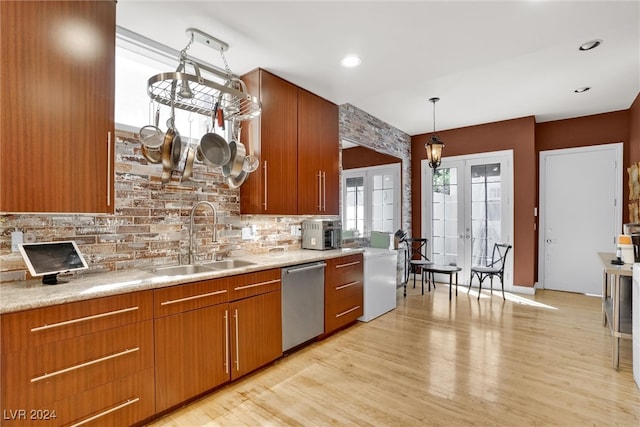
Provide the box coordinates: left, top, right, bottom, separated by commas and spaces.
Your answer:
146, 264, 216, 276
203, 259, 256, 270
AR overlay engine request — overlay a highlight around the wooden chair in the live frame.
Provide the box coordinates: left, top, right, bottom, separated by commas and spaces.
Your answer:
468, 243, 512, 299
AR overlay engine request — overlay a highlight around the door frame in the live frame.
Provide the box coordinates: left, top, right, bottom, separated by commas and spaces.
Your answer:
537, 142, 622, 291
421, 150, 514, 288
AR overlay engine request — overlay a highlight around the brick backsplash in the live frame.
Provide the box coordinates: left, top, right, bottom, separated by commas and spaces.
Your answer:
0, 130, 308, 282
1, 104, 412, 283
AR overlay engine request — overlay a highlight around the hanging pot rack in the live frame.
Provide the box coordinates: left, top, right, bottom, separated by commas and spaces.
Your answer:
147, 28, 261, 122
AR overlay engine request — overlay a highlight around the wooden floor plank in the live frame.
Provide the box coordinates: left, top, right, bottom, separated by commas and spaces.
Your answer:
147, 281, 640, 426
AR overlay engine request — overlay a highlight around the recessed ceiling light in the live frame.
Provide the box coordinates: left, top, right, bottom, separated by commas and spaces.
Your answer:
579, 39, 602, 51
574, 87, 591, 93
340, 55, 361, 68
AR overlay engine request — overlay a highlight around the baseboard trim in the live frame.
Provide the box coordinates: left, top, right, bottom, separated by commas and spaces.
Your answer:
511, 285, 536, 295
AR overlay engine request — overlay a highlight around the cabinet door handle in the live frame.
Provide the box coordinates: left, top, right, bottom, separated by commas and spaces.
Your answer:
335, 306, 360, 318
234, 309, 240, 371
160, 289, 227, 306
234, 278, 281, 291
263, 160, 268, 211
317, 171, 322, 211
69, 397, 140, 427
322, 171, 326, 211
224, 309, 230, 375
107, 131, 112, 207
336, 281, 360, 291
30, 306, 139, 332
335, 260, 361, 269
31, 347, 139, 383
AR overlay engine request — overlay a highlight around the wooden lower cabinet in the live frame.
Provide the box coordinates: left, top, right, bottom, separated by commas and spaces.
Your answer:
154, 304, 229, 412
0, 291, 154, 426
230, 290, 282, 379
153, 271, 282, 412
324, 254, 364, 334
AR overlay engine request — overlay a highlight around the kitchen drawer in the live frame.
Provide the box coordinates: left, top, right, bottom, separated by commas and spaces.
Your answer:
327, 254, 363, 284
229, 269, 281, 301
326, 301, 363, 334
2, 320, 153, 409
154, 277, 230, 317
1, 369, 155, 427
327, 281, 363, 311
1, 290, 153, 352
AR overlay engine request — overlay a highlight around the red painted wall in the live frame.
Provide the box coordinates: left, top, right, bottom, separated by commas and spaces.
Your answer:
342, 146, 401, 169
411, 105, 637, 289
630, 93, 640, 164
411, 117, 537, 287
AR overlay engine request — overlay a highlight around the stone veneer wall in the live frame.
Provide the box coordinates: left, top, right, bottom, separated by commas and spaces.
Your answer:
0, 130, 304, 283
338, 103, 412, 235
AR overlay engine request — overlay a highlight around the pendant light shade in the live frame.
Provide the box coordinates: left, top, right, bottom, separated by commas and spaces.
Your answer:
425, 97, 445, 169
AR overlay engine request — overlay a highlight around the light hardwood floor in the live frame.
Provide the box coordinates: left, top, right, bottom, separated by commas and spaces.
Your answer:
147, 281, 640, 426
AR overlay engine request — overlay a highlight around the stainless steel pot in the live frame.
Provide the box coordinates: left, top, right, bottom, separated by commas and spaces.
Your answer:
222, 139, 246, 178
197, 132, 231, 167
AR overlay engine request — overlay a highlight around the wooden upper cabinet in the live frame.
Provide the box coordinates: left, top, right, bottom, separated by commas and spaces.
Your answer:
0, 0, 115, 213
240, 69, 339, 215
241, 69, 298, 214
297, 89, 340, 215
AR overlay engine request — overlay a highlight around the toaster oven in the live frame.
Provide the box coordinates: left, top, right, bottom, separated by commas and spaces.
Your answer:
301, 219, 342, 250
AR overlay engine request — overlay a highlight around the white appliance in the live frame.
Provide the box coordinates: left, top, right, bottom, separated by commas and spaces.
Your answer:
359, 248, 397, 322
633, 264, 640, 390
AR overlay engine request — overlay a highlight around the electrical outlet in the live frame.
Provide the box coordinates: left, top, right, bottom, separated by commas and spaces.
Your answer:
242, 227, 253, 240
290, 225, 301, 236
11, 231, 23, 252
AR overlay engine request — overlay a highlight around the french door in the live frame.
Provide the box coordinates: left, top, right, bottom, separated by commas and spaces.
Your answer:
422, 151, 513, 287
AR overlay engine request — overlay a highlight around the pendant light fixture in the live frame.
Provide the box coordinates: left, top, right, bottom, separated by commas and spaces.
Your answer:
425, 97, 445, 169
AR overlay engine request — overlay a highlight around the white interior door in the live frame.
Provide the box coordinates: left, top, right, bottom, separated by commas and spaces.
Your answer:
423, 151, 513, 287
539, 144, 621, 295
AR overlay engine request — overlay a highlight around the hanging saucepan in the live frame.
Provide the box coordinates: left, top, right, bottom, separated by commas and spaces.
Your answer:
196, 102, 231, 167
227, 169, 248, 189
139, 105, 164, 150
180, 147, 196, 182
222, 139, 246, 178
161, 116, 182, 184
141, 144, 162, 164
197, 132, 230, 167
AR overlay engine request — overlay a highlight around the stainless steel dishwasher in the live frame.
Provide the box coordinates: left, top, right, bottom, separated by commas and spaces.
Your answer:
281, 262, 326, 352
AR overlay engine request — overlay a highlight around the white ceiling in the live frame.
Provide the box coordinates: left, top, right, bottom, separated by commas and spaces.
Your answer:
116, 0, 640, 136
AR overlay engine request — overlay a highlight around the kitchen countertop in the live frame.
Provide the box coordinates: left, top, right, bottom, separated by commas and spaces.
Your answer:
0, 248, 364, 314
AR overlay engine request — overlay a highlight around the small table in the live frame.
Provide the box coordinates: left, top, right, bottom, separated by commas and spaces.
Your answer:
404, 262, 461, 300
423, 264, 462, 300
598, 252, 633, 369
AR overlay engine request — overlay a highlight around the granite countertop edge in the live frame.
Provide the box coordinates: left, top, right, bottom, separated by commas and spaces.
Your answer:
0, 248, 366, 314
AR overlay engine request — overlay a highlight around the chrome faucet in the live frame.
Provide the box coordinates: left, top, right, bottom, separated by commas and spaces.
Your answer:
189, 201, 217, 264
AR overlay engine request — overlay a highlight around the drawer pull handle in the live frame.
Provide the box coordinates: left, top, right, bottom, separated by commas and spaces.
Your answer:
161, 289, 228, 306
30, 306, 139, 332
335, 306, 360, 318
31, 347, 139, 383
234, 278, 280, 291
336, 281, 360, 291
69, 397, 140, 427
335, 261, 361, 269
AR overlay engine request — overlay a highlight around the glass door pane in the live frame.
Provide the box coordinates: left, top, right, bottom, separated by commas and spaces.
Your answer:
371, 172, 395, 232
431, 167, 460, 266
345, 176, 364, 236
470, 163, 502, 266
